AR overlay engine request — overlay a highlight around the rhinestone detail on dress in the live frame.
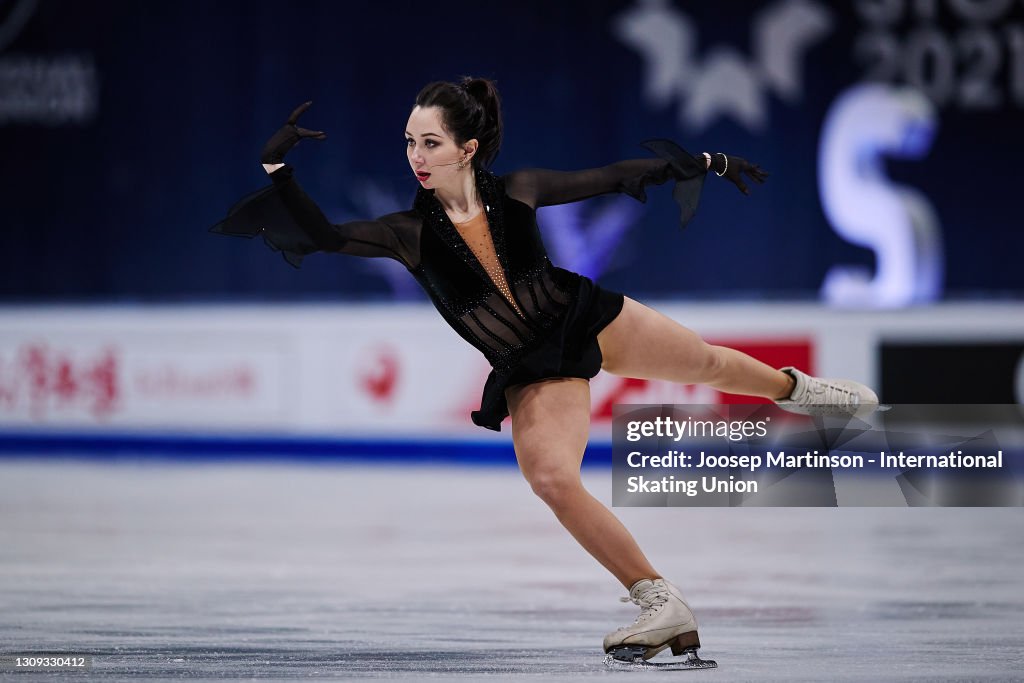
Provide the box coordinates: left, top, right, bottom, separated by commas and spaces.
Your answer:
453, 212, 526, 319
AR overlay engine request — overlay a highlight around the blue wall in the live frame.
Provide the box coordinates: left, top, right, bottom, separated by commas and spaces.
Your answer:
1, 0, 1020, 302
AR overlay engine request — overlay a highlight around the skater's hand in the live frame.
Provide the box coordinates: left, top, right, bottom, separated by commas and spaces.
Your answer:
260, 101, 328, 165
710, 154, 768, 196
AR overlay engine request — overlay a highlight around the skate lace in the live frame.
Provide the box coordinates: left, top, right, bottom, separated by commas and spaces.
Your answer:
618, 588, 670, 626
802, 380, 858, 411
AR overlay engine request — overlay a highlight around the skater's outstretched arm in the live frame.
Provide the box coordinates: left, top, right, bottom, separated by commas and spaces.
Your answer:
503, 140, 768, 227
211, 166, 418, 268
211, 102, 419, 269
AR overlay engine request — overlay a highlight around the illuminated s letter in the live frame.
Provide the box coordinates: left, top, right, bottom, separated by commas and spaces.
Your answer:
818, 83, 943, 307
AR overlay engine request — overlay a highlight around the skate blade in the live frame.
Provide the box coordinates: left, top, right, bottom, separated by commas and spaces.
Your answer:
605, 645, 717, 670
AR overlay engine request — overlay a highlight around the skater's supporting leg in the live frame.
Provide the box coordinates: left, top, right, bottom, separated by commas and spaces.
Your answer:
597, 296, 794, 399
505, 377, 658, 589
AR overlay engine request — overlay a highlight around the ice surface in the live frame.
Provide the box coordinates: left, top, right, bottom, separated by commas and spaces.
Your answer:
1, 458, 1022, 681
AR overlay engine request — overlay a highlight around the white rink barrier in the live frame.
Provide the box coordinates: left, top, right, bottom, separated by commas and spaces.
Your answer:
1, 302, 1023, 442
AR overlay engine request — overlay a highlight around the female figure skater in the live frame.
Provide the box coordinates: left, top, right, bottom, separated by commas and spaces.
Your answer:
213, 77, 878, 668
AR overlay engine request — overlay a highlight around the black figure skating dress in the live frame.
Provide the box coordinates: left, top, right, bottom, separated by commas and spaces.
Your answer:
211, 140, 708, 431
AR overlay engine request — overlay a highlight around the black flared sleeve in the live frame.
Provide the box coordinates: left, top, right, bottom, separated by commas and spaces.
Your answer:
502, 139, 708, 228
210, 165, 418, 268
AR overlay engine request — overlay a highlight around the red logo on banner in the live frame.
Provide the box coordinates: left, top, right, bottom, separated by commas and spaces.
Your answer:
359, 346, 399, 402
0, 343, 119, 419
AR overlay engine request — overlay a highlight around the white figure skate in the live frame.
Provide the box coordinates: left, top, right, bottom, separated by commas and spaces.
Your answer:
774, 366, 882, 419
603, 578, 717, 670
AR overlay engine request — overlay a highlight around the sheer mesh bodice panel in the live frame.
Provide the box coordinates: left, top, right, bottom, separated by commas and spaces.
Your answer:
453, 263, 574, 367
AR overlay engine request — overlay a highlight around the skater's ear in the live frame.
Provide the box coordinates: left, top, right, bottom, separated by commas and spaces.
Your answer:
462, 138, 479, 161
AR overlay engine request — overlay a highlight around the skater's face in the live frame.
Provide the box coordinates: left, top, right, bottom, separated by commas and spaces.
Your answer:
406, 105, 477, 190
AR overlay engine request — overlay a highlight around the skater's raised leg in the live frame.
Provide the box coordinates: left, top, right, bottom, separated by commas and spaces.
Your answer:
505, 377, 658, 589
597, 296, 878, 417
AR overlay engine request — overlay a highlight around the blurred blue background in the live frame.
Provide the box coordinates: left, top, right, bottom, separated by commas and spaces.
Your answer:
2, 0, 1021, 303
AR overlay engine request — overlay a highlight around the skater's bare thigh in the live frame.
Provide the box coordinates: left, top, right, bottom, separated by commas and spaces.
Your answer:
505, 378, 591, 483
597, 296, 718, 383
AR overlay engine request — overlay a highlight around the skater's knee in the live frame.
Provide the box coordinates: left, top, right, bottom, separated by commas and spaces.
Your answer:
525, 469, 583, 507
693, 344, 727, 384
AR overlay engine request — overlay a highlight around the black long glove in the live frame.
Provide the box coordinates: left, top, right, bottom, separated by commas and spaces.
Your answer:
261, 101, 328, 164
708, 153, 768, 195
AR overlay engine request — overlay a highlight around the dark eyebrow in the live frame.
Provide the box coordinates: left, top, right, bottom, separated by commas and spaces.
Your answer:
404, 131, 442, 138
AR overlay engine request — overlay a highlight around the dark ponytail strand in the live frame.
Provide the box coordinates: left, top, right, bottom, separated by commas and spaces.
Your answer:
458, 76, 503, 169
